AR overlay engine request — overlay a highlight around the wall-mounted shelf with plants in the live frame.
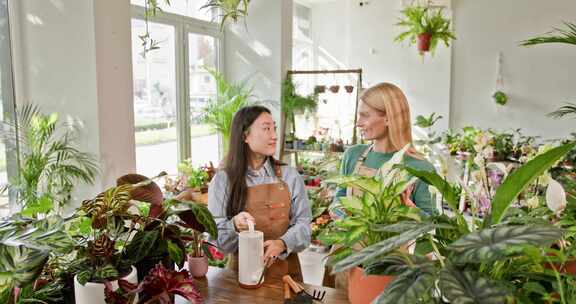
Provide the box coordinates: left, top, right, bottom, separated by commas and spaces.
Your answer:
395, 5, 456, 55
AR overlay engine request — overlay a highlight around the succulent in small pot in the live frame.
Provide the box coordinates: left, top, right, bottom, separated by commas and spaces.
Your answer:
344, 85, 354, 93
329, 85, 340, 93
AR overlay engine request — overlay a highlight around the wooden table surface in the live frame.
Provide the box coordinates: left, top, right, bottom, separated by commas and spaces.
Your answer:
193, 267, 349, 304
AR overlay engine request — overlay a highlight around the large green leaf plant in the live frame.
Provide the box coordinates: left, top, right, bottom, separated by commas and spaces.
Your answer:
319, 146, 425, 267
330, 141, 576, 303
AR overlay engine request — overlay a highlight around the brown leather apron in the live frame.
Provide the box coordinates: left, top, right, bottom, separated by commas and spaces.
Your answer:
228, 163, 303, 283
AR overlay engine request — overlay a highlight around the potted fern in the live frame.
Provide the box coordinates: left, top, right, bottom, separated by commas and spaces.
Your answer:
395, 5, 456, 54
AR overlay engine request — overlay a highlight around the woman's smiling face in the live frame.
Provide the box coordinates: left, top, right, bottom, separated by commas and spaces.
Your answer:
356, 100, 388, 141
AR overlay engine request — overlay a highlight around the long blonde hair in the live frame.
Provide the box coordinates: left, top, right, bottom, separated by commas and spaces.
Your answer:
360, 82, 421, 158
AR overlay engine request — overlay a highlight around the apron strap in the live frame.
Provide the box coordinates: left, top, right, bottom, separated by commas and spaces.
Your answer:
352, 144, 374, 175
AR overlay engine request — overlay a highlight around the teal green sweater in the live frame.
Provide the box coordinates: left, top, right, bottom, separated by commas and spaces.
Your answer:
332, 144, 437, 216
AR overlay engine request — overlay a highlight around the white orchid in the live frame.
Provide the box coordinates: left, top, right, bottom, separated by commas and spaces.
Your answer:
546, 178, 567, 215
526, 196, 540, 209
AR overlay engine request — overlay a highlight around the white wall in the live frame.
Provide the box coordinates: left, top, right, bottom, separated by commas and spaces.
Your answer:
9, 0, 136, 205
306, 0, 576, 140
224, 0, 293, 125
308, 0, 452, 136
450, 0, 576, 140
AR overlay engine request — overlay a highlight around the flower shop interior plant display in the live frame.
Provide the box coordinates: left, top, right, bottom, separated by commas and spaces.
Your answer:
319, 147, 425, 304
0, 104, 99, 217
395, 5, 456, 55
0, 214, 75, 304
115, 174, 217, 281
166, 161, 215, 204
329, 141, 576, 303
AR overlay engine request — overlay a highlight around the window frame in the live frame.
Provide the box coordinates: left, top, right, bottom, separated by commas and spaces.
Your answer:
130, 4, 224, 168
0, 0, 19, 212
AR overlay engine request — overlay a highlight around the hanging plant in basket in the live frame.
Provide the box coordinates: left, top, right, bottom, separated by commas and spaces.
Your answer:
395, 5, 456, 55
344, 85, 354, 93
493, 90, 508, 106
329, 85, 340, 93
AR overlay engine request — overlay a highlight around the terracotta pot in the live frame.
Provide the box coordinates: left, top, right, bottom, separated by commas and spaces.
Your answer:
314, 85, 326, 94
188, 255, 209, 278
417, 33, 432, 53
344, 85, 354, 93
329, 85, 340, 93
74, 266, 138, 304
544, 258, 576, 274
347, 266, 394, 304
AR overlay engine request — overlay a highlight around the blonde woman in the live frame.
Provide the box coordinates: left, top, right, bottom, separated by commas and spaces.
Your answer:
324, 83, 436, 289
331, 82, 436, 217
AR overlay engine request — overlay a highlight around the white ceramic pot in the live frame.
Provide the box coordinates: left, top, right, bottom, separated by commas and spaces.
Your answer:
74, 266, 138, 304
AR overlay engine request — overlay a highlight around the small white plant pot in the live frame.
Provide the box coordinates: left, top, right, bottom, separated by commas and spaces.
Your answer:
74, 266, 138, 304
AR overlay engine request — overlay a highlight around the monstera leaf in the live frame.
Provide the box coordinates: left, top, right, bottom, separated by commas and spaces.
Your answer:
175, 201, 217, 239
447, 225, 563, 263
439, 267, 510, 303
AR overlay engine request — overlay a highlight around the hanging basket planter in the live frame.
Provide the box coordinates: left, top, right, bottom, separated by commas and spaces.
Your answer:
329, 85, 340, 93
344, 85, 354, 93
417, 33, 432, 53
314, 85, 326, 94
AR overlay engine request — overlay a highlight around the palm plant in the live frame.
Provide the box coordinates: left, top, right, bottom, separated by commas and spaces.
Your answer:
201, 0, 250, 31
395, 5, 456, 54
520, 22, 576, 47
521, 22, 576, 121
330, 142, 576, 303
201, 68, 253, 155
549, 103, 576, 119
0, 104, 99, 216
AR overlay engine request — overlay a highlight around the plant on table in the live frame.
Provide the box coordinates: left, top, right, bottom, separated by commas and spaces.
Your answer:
329, 141, 576, 303
395, 5, 456, 55
0, 104, 99, 217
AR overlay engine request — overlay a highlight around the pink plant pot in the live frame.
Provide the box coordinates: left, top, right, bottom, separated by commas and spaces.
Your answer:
188, 255, 209, 278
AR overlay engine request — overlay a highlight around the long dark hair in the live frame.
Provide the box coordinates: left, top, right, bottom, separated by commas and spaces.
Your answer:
224, 105, 273, 218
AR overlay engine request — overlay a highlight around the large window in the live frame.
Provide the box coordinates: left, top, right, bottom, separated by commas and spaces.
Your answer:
131, 1, 221, 177
0, 0, 17, 217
